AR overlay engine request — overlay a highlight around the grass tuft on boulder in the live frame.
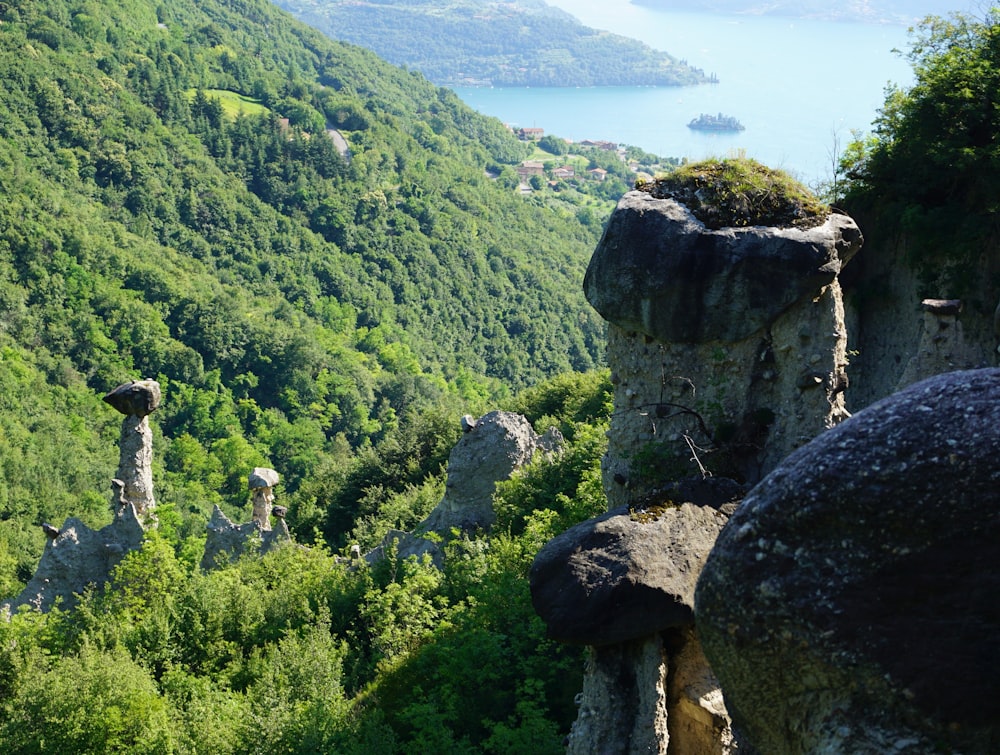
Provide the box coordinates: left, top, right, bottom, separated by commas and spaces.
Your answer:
637, 157, 828, 230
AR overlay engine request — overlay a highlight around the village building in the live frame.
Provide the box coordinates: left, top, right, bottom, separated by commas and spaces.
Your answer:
517, 160, 545, 179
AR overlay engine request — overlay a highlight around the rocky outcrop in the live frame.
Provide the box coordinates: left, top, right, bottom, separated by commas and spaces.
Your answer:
201, 468, 289, 570
2, 492, 145, 614
696, 368, 1000, 753
200, 504, 292, 570
424, 410, 560, 532
840, 205, 998, 409
367, 411, 561, 563
585, 192, 862, 507
248, 466, 280, 531
2, 381, 163, 613
894, 298, 983, 392
529, 189, 864, 754
530, 477, 741, 755
103, 379, 161, 525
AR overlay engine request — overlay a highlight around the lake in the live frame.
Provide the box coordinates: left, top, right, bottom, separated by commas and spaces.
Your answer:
454, 2, 920, 186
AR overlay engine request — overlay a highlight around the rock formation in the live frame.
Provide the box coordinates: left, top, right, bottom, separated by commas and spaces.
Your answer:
530, 478, 741, 754
841, 204, 997, 409
2, 483, 146, 614
366, 410, 561, 563
103, 379, 161, 525
584, 191, 861, 506
894, 298, 982, 392
531, 186, 863, 754
201, 468, 290, 570
696, 369, 1000, 753
248, 466, 280, 530
3, 380, 163, 613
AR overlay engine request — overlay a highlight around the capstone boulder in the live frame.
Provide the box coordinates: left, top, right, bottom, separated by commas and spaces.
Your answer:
530, 478, 740, 646
583, 192, 861, 344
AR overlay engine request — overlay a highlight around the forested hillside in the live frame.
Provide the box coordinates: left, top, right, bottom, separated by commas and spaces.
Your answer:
0, 0, 621, 748
0, 0, 614, 580
275, 0, 711, 87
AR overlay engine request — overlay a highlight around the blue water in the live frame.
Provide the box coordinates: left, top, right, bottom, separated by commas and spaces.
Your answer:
454, 2, 918, 185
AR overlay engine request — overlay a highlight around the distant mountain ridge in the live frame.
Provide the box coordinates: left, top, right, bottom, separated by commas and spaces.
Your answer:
275, 0, 711, 87
631, 0, 962, 25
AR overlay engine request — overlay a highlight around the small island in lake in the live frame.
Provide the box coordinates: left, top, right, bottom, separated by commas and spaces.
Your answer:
688, 112, 746, 132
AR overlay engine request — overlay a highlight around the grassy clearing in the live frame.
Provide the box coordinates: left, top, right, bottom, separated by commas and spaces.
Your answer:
185, 88, 270, 119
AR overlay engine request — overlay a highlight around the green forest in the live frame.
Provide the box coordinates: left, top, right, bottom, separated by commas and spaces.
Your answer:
0, 0, 997, 749
273, 0, 712, 87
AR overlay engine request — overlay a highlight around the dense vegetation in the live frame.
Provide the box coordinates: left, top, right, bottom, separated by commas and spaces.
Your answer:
0, 370, 613, 752
274, 0, 711, 87
841, 8, 1000, 293
0, 0, 618, 579
0, 0, 626, 746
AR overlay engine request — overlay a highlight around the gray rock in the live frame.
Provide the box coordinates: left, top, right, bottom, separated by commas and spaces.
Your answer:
366, 411, 560, 565
422, 410, 552, 532
2, 504, 145, 613
248, 467, 279, 489
583, 192, 861, 344
102, 379, 162, 417
200, 505, 291, 571
696, 368, 1000, 753
531, 498, 731, 646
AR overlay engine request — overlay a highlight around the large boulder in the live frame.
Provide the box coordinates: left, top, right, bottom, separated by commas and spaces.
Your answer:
531, 477, 741, 646
696, 368, 1000, 753
584, 191, 861, 344
531, 477, 742, 755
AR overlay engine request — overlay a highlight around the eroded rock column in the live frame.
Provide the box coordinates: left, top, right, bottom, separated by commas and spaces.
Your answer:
102, 379, 161, 525
530, 478, 741, 755
584, 191, 862, 506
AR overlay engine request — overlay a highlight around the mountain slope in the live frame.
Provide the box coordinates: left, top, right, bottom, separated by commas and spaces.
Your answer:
275, 0, 711, 87
0, 0, 609, 575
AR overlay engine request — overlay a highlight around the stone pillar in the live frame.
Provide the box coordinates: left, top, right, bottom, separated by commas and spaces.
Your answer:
896, 298, 981, 391
249, 467, 280, 531
567, 638, 669, 755
102, 379, 161, 526
584, 191, 862, 507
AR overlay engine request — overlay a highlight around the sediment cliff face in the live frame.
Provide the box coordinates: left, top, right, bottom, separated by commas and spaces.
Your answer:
842, 210, 999, 408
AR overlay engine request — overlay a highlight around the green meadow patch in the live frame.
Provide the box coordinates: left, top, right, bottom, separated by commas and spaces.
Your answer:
185, 88, 270, 119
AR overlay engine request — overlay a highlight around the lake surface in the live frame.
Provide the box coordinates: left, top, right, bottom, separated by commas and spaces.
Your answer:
454, 2, 919, 185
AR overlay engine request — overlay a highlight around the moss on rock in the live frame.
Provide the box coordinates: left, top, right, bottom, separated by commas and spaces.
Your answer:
638, 157, 828, 230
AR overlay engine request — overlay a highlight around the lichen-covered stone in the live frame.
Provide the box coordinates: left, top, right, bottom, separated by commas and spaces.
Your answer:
696, 368, 1000, 753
